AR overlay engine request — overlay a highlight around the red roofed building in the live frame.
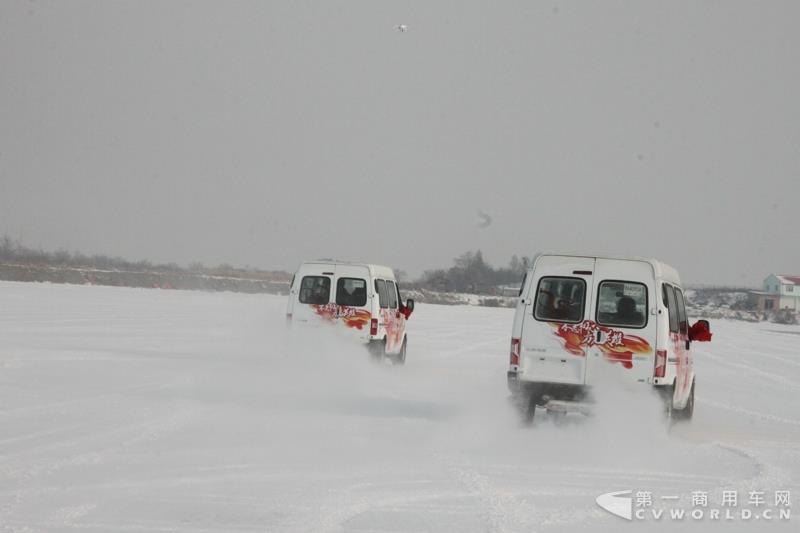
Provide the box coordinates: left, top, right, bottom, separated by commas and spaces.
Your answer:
752, 274, 800, 311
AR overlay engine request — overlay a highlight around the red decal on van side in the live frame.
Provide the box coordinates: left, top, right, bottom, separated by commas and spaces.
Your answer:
381, 308, 405, 352
311, 304, 372, 330
669, 332, 691, 394
551, 320, 651, 369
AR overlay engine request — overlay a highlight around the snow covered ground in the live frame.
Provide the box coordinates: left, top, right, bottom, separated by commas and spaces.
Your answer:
1, 281, 798, 532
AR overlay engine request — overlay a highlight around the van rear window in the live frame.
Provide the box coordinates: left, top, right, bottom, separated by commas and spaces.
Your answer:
534, 277, 585, 323
596, 281, 648, 328
336, 278, 367, 307
299, 276, 330, 304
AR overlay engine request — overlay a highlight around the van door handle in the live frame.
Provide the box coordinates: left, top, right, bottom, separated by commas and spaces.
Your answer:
596, 331, 602, 343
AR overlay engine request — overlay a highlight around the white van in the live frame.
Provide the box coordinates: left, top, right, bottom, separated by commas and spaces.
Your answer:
507, 254, 712, 422
286, 261, 414, 363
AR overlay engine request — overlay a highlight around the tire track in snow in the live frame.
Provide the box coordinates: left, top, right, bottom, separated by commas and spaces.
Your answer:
0, 372, 197, 465
0, 381, 178, 420
298, 479, 464, 533
438, 453, 533, 533
0, 403, 200, 526
699, 398, 800, 427
712, 441, 795, 500
696, 348, 800, 391
2, 403, 199, 477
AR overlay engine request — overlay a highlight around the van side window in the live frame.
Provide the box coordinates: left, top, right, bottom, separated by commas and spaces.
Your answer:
299, 276, 330, 304
386, 281, 398, 309
375, 279, 389, 308
533, 277, 585, 323
596, 280, 647, 328
675, 288, 689, 335
665, 284, 679, 333
336, 277, 367, 307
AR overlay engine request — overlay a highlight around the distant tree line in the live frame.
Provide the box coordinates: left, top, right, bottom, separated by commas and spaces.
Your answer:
0, 235, 289, 281
1, 236, 524, 292
412, 250, 531, 294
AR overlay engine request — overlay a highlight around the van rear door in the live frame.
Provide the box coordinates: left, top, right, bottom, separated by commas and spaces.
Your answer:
585, 259, 656, 385
290, 264, 372, 339
329, 265, 372, 340
518, 256, 595, 385
291, 264, 334, 325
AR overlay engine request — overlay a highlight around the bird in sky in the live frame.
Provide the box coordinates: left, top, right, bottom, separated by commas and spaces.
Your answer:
476, 210, 492, 228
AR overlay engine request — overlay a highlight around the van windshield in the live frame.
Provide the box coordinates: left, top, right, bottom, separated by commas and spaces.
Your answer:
336, 278, 367, 307
596, 281, 647, 328
534, 277, 585, 323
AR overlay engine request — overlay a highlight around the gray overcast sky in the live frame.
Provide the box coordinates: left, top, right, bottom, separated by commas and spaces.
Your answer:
1, 1, 798, 285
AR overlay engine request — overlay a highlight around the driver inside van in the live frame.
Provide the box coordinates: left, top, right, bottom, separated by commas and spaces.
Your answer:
615, 295, 643, 326
311, 282, 328, 303
538, 285, 583, 322
552, 298, 572, 320
351, 285, 365, 305
558, 285, 584, 322
338, 282, 366, 306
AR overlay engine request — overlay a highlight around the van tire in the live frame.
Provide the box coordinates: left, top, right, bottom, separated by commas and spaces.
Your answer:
393, 338, 407, 365
658, 384, 674, 421
685, 381, 695, 420
523, 394, 538, 425
547, 410, 567, 425
369, 339, 386, 362
675, 381, 695, 421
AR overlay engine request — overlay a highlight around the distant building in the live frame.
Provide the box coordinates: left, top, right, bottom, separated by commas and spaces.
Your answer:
496, 284, 522, 297
750, 275, 800, 311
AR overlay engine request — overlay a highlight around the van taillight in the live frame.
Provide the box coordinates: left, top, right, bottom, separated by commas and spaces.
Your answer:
654, 349, 667, 378
510, 338, 520, 366
370, 319, 378, 336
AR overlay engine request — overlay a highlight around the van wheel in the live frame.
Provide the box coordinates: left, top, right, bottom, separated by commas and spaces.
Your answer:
658, 385, 675, 422
393, 338, 407, 365
675, 381, 695, 421
547, 410, 567, 425
369, 339, 386, 362
523, 394, 538, 425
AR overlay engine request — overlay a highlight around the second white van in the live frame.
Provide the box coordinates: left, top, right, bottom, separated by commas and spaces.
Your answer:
507, 254, 712, 422
286, 261, 414, 363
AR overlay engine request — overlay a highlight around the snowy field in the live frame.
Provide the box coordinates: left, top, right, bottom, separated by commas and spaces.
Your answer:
1, 281, 798, 533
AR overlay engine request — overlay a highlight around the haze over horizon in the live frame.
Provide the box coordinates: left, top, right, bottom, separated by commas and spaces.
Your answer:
2, 1, 799, 285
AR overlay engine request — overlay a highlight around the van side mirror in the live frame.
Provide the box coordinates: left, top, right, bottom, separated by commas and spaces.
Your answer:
688, 319, 712, 342
405, 299, 415, 312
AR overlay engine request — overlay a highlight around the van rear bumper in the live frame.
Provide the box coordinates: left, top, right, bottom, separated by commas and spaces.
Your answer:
543, 399, 593, 416
508, 371, 588, 404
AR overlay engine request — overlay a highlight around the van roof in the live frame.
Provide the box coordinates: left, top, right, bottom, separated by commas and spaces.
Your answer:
297, 261, 396, 279
534, 253, 682, 286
